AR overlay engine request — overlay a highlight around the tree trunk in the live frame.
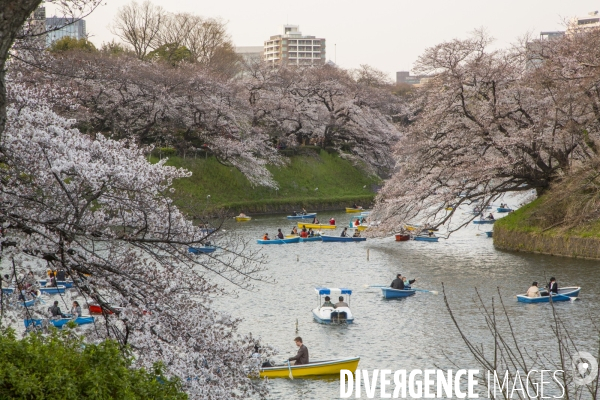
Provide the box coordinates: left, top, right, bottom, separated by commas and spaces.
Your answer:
0, 0, 43, 139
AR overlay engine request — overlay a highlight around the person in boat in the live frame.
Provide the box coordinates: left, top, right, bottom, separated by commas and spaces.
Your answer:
334, 296, 349, 308
308, 228, 314, 237
263, 233, 270, 240
291, 226, 298, 235
239, 212, 247, 218
548, 277, 558, 294
1, 274, 10, 288
312, 216, 319, 224
322, 296, 334, 308
352, 230, 361, 238
391, 274, 405, 290
56, 269, 66, 282
354, 218, 361, 226
487, 213, 495, 220
329, 217, 335, 225
288, 337, 309, 365
340, 227, 348, 237
25, 271, 36, 289
47, 270, 58, 287
526, 282, 541, 298
291, 211, 297, 216
71, 301, 82, 319
402, 276, 416, 289
277, 229, 284, 239
300, 228, 308, 238
427, 231, 434, 237
48, 300, 67, 319
352, 203, 362, 209
302, 208, 307, 215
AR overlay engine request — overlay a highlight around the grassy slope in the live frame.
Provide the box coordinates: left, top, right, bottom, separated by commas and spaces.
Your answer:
152, 150, 379, 213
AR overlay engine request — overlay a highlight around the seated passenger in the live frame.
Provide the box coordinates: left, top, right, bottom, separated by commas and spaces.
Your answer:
277, 229, 284, 239
308, 228, 314, 237
548, 277, 558, 294
334, 296, 349, 308
48, 300, 66, 319
300, 230, 308, 238
526, 282, 540, 298
292, 211, 297, 216
291, 227, 298, 235
263, 233, 270, 240
354, 218, 360, 226
487, 213, 495, 220
391, 274, 405, 290
352, 230, 360, 237
322, 296, 334, 308
329, 217, 335, 225
402, 277, 416, 289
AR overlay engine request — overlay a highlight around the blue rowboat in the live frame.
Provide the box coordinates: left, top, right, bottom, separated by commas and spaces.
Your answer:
199, 227, 216, 234
517, 287, 580, 303
25, 316, 95, 329
497, 207, 513, 213
380, 287, 416, 299
188, 246, 217, 254
1, 288, 14, 295
257, 237, 301, 245
39, 285, 66, 295
300, 236, 322, 242
17, 298, 40, 307
321, 235, 366, 242
414, 236, 438, 242
473, 220, 495, 224
39, 280, 74, 288
485, 231, 493, 238
287, 213, 317, 220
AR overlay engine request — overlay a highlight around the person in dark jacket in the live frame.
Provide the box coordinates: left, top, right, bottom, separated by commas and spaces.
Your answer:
548, 277, 558, 294
48, 301, 66, 319
340, 227, 348, 237
391, 274, 405, 290
277, 229, 284, 239
288, 337, 309, 365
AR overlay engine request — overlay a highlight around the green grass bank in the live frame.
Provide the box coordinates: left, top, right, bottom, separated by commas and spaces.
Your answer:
153, 149, 380, 215
494, 168, 600, 259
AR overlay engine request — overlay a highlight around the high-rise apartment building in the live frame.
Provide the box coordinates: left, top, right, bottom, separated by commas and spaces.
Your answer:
264, 25, 325, 67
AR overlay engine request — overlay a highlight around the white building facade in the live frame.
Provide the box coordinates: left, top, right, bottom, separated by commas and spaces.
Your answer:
264, 25, 325, 67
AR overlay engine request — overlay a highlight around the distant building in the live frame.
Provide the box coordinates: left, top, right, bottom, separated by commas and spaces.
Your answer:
234, 46, 264, 63
396, 71, 428, 86
264, 25, 326, 67
567, 11, 600, 34
46, 17, 87, 46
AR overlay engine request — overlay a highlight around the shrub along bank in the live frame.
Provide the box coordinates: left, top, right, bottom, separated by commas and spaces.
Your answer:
153, 149, 380, 215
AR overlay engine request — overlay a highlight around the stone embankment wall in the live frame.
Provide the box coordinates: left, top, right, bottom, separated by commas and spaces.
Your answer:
494, 226, 600, 259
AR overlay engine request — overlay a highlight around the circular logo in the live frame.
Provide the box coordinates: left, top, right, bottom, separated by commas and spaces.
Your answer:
571, 351, 598, 386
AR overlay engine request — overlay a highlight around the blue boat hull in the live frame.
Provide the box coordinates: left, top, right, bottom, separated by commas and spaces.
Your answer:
257, 237, 301, 244
380, 288, 416, 298
321, 235, 366, 242
25, 316, 95, 329
517, 287, 580, 303
300, 236, 322, 242
414, 236, 438, 242
39, 286, 66, 294
188, 246, 217, 254
39, 280, 74, 288
1, 288, 14, 295
287, 213, 317, 220
485, 231, 493, 237
497, 208, 513, 213
473, 220, 495, 224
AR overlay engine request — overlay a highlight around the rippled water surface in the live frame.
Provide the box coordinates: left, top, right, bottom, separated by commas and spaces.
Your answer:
212, 211, 600, 399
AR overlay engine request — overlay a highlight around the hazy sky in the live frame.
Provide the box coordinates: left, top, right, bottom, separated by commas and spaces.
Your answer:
48, 1, 598, 79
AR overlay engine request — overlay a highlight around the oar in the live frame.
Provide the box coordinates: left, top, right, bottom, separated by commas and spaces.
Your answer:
287, 360, 293, 380
412, 288, 439, 295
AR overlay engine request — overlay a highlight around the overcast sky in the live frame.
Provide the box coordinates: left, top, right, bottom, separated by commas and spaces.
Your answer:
48, 0, 598, 79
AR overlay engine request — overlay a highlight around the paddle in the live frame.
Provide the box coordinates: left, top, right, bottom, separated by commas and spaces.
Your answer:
287, 360, 294, 380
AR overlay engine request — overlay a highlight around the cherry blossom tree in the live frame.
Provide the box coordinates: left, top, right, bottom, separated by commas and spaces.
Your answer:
0, 82, 274, 398
372, 30, 600, 234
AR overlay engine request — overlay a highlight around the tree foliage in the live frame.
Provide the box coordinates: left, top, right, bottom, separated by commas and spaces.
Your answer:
0, 328, 186, 399
49, 36, 97, 53
372, 29, 600, 234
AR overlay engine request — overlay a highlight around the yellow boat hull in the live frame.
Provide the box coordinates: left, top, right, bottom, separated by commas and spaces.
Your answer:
235, 216, 252, 222
259, 357, 360, 378
356, 225, 367, 231
297, 223, 336, 229
346, 208, 363, 213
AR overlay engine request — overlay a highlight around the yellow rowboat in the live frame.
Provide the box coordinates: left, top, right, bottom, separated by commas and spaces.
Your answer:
404, 224, 420, 232
235, 216, 252, 222
285, 234, 299, 238
259, 357, 360, 378
345, 208, 363, 213
297, 223, 336, 230
356, 225, 367, 232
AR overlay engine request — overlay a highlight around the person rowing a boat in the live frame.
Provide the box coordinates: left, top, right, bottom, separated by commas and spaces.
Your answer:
48, 300, 67, 319
340, 227, 348, 237
277, 229, 284, 239
391, 274, 405, 290
288, 337, 309, 365
526, 282, 541, 298
486, 213, 495, 220
548, 277, 558, 294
